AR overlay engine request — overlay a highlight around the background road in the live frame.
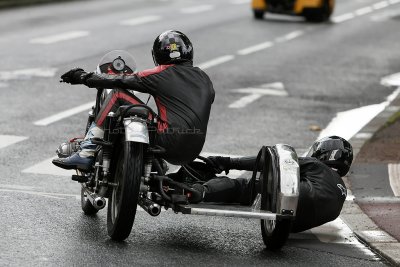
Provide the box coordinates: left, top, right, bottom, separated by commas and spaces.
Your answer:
1, 0, 400, 265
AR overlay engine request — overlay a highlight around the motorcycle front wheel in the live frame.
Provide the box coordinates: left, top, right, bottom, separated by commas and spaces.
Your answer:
107, 140, 143, 241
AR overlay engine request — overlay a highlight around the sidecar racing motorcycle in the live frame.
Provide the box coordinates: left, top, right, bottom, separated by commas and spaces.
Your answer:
56, 51, 300, 250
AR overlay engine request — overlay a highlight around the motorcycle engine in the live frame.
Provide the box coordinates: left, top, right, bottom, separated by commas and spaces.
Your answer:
56, 140, 81, 158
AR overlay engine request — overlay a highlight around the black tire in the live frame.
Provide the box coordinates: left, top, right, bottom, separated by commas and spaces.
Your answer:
253, 9, 265, 19
261, 219, 292, 250
107, 141, 143, 241
260, 147, 292, 250
304, 0, 334, 22
81, 186, 98, 215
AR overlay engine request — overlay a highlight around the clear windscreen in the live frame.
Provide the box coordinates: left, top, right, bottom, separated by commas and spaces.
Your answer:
96, 50, 137, 75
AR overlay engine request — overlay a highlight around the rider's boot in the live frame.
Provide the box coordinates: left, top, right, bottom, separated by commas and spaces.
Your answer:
52, 123, 104, 171
188, 184, 205, 204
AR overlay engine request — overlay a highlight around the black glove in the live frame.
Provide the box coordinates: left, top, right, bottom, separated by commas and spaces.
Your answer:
206, 156, 231, 174
60, 68, 86, 85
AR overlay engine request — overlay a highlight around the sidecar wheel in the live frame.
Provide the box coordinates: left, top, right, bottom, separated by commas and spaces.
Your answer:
81, 186, 98, 215
261, 219, 292, 250
107, 141, 143, 241
260, 147, 292, 250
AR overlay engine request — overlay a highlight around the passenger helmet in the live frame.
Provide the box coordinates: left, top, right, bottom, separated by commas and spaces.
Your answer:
152, 30, 193, 65
306, 136, 353, 176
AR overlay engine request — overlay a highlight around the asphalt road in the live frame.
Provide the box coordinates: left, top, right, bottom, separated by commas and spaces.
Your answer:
1, 0, 400, 265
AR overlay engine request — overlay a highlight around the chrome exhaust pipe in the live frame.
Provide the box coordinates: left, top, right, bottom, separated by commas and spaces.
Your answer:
138, 197, 161, 216
84, 188, 106, 210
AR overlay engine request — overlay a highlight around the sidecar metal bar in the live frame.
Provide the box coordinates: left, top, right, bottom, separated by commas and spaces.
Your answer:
189, 208, 277, 220
178, 204, 278, 220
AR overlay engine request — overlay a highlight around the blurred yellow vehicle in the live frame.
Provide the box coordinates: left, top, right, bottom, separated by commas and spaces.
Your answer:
252, 0, 334, 22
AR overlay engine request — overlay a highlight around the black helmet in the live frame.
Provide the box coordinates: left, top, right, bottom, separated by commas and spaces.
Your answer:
306, 136, 353, 176
152, 30, 193, 65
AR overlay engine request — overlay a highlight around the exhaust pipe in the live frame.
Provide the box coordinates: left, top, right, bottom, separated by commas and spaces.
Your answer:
138, 197, 161, 216
84, 188, 106, 210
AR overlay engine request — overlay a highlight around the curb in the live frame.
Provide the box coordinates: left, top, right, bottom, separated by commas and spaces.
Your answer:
341, 90, 400, 266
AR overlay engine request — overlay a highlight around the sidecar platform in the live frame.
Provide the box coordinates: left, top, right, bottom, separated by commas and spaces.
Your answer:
175, 144, 300, 222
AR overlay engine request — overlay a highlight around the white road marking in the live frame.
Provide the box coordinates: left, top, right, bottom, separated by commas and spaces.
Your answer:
34, 101, 94, 126
356, 196, 400, 203
22, 157, 75, 177
230, 94, 264, 109
230, 0, 251, 4
120, 15, 162, 26
354, 132, 373, 139
229, 82, 287, 109
237, 41, 274, 56
311, 218, 379, 259
359, 230, 397, 242
0, 68, 57, 81
237, 30, 304, 56
197, 55, 235, 70
279, 30, 304, 41
0, 189, 66, 199
30, 31, 89, 45
370, 9, 400, 21
389, 0, 400, 3
0, 184, 37, 191
0, 135, 28, 149
332, 13, 356, 23
318, 87, 400, 140
373, 1, 389, 9
355, 6, 373, 16
180, 5, 214, 14
318, 104, 386, 141
388, 163, 400, 196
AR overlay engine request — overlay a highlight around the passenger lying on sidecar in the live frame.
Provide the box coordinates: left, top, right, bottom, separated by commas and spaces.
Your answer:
173, 135, 352, 233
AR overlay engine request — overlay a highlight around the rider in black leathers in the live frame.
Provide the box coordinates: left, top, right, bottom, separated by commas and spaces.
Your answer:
53, 30, 215, 171
183, 136, 353, 232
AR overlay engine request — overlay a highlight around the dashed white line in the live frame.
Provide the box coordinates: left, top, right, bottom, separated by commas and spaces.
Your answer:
237, 41, 274, 56
373, 0, 389, 9
281, 30, 304, 41
389, 0, 400, 4
34, 101, 94, 126
355, 6, 373, 16
180, 5, 214, 14
0, 68, 57, 81
0, 135, 28, 150
332, 13, 356, 23
30, 31, 89, 44
120, 15, 162, 26
197, 55, 235, 70
230, 0, 251, 4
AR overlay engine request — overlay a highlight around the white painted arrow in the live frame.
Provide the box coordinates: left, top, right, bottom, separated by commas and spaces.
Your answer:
229, 82, 288, 108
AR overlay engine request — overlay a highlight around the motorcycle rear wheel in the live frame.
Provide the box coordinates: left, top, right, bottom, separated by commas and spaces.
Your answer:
107, 140, 143, 241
